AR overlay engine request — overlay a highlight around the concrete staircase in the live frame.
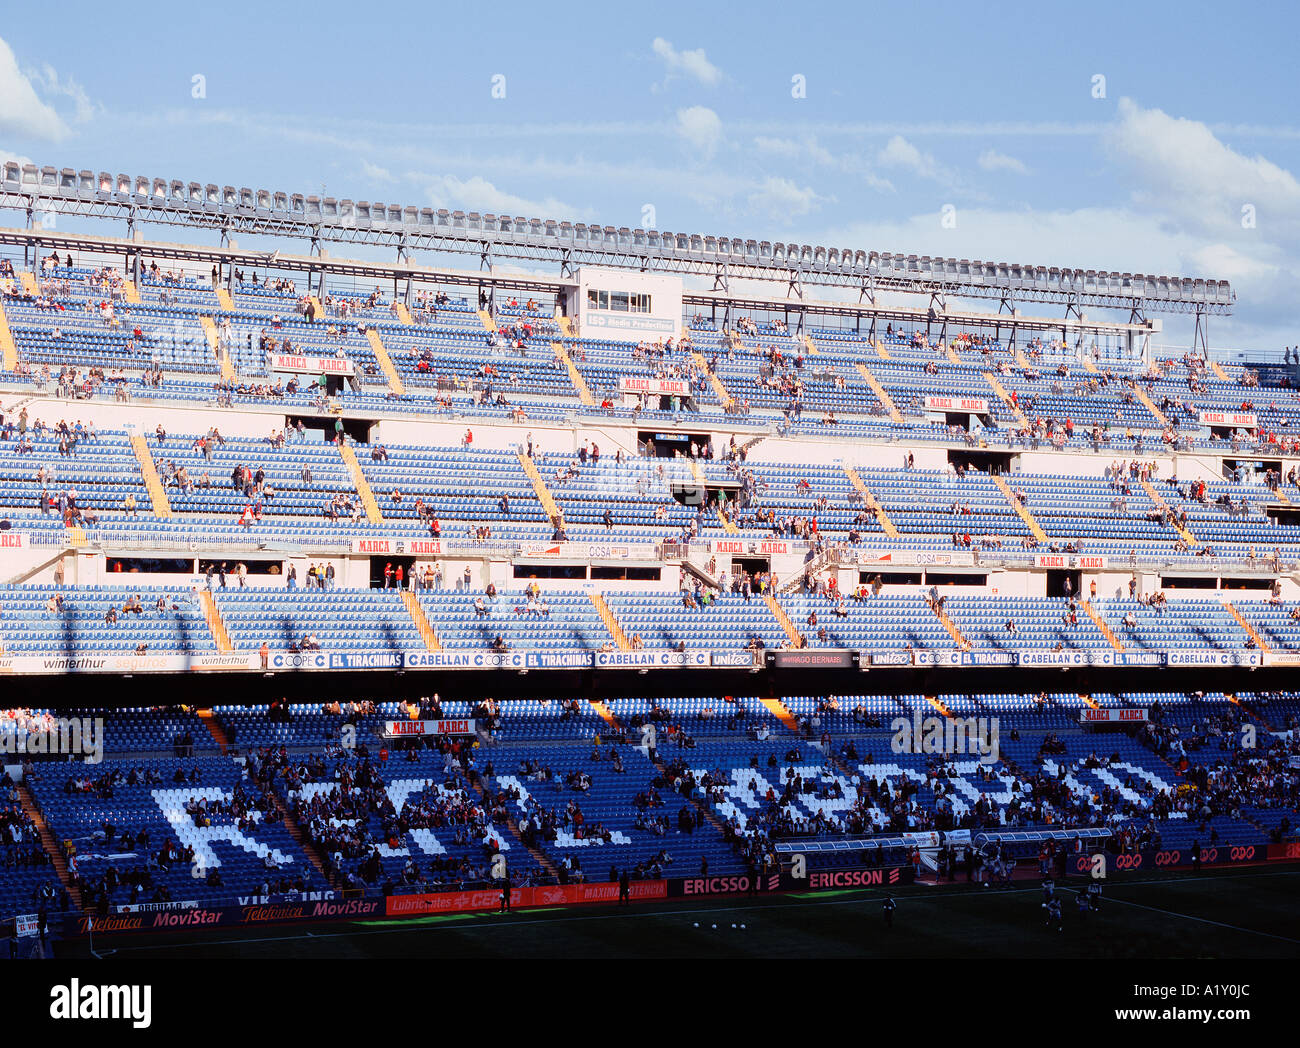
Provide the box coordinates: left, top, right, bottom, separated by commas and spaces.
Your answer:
199, 590, 234, 653
392, 302, 414, 325
1133, 384, 1170, 428
17, 782, 81, 909
983, 372, 1029, 427
589, 593, 632, 650
1083, 601, 1125, 651
931, 602, 972, 650
764, 593, 802, 647
844, 465, 899, 537
121, 279, 141, 305
401, 590, 442, 651
365, 328, 406, 394
476, 309, 497, 332
1225, 603, 1269, 652
200, 315, 236, 381
552, 341, 595, 405
691, 351, 733, 408
338, 444, 383, 523
991, 474, 1048, 542
517, 450, 562, 521
0, 296, 17, 370
1139, 478, 1197, 546
214, 287, 235, 312
855, 363, 904, 422
129, 434, 172, 518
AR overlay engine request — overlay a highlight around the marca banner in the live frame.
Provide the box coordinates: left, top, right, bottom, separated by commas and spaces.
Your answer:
1199, 410, 1256, 428
619, 376, 690, 396
779, 865, 915, 891
711, 539, 791, 556
0, 532, 29, 550
595, 650, 711, 669
1034, 553, 1107, 570
268, 352, 353, 376
382, 718, 477, 737
1080, 707, 1149, 724
351, 538, 444, 556
924, 395, 988, 414
385, 880, 667, 916
1165, 650, 1262, 668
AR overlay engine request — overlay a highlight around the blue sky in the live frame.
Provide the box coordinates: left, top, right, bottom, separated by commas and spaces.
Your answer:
2, 0, 1298, 351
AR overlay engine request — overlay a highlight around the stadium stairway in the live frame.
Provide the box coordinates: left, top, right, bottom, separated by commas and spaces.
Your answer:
465, 773, 558, 880
121, 279, 141, 305
197, 708, 233, 753
556, 316, 575, 337
392, 302, 413, 325
588, 700, 619, 730
759, 697, 800, 732
365, 329, 406, 395
1225, 603, 1270, 652
764, 593, 801, 647
214, 287, 235, 312
855, 363, 904, 422
1078, 693, 1101, 710
991, 474, 1048, 542
200, 315, 236, 381
801, 333, 819, 356
130, 435, 173, 518
200, 590, 235, 653
1084, 601, 1126, 651
18, 271, 40, 297
942, 342, 962, 366
517, 449, 562, 521
931, 602, 972, 650
338, 444, 383, 522
17, 781, 81, 909
691, 351, 733, 408
983, 373, 1029, 427
1133, 385, 1170, 428
687, 458, 739, 534
589, 593, 632, 650
307, 296, 325, 321
476, 309, 497, 332
401, 590, 443, 651
1012, 346, 1031, 368
1139, 478, 1197, 545
872, 339, 891, 360
553, 341, 595, 405
844, 465, 900, 537
1227, 694, 1275, 732
1079, 353, 1099, 374
647, 749, 732, 840
1208, 359, 1231, 382
0, 296, 17, 370
924, 695, 956, 719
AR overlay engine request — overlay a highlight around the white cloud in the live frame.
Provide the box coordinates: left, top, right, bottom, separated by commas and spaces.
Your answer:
360, 160, 395, 184
651, 38, 723, 88
28, 63, 96, 124
675, 105, 723, 157
747, 176, 830, 220
1107, 96, 1300, 244
977, 149, 1029, 175
0, 37, 68, 140
876, 135, 940, 179
752, 135, 835, 167
421, 173, 583, 219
